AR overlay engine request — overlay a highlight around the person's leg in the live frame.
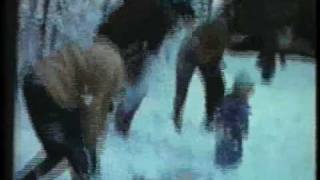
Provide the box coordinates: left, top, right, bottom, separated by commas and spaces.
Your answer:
23, 72, 90, 179
115, 45, 148, 137
22, 154, 63, 180
22, 73, 67, 179
66, 146, 90, 180
257, 52, 276, 84
279, 51, 286, 68
115, 78, 148, 137
61, 107, 91, 180
256, 31, 277, 83
198, 64, 225, 131
173, 58, 196, 133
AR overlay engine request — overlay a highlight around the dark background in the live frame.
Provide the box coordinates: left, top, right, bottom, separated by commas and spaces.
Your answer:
2, 0, 17, 179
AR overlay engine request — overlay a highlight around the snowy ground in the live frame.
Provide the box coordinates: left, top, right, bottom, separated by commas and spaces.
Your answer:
14, 29, 315, 180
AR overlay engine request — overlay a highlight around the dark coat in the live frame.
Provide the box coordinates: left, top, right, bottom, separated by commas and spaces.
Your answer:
214, 94, 251, 168
178, 17, 228, 66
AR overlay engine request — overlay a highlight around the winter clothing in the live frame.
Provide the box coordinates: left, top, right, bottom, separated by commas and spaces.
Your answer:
214, 94, 251, 169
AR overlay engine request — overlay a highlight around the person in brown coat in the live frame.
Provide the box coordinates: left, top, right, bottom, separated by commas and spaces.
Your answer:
22, 37, 125, 179
173, 16, 229, 133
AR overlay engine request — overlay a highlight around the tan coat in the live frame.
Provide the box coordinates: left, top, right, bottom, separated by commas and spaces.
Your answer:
33, 37, 126, 148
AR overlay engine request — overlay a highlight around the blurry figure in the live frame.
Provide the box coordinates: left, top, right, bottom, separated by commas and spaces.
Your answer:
227, 0, 315, 83
277, 26, 293, 68
98, 0, 195, 137
291, 0, 316, 54
21, 38, 125, 179
173, 15, 228, 133
256, 31, 278, 83
213, 71, 254, 169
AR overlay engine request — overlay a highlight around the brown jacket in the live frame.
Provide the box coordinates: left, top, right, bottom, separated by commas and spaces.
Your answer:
179, 17, 229, 66
32, 37, 126, 146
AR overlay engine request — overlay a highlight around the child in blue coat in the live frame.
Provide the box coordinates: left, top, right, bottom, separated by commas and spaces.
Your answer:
214, 71, 255, 169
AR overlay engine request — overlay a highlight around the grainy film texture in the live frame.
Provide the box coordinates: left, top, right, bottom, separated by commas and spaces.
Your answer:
14, 0, 316, 179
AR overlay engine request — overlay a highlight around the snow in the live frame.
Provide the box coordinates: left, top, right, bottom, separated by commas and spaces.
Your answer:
14, 28, 315, 179
15, 0, 315, 179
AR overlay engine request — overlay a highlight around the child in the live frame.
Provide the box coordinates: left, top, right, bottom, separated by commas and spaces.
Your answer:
214, 71, 254, 169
